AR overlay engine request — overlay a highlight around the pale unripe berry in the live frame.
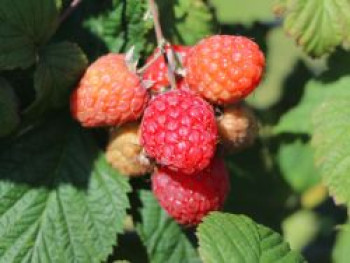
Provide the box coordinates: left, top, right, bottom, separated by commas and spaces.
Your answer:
106, 123, 153, 177
217, 104, 258, 153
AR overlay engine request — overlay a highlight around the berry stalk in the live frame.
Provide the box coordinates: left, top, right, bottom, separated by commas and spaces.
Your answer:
148, 0, 177, 90
137, 49, 163, 74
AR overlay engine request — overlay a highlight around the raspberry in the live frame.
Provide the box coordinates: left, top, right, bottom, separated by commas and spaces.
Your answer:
152, 158, 230, 226
185, 35, 265, 104
140, 89, 217, 174
71, 53, 149, 127
142, 45, 191, 92
217, 104, 258, 153
106, 123, 153, 177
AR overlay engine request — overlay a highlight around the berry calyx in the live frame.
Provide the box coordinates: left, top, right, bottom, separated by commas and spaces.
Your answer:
71, 53, 149, 127
185, 35, 265, 105
106, 122, 153, 177
142, 45, 191, 92
140, 89, 218, 174
152, 158, 230, 226
217, 104, 259, 153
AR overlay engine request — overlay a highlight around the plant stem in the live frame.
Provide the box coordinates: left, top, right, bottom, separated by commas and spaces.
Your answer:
148, 0, 163, 45
59, 0, 82, 24
148, 0, 177, 89
137, 49, 162, 74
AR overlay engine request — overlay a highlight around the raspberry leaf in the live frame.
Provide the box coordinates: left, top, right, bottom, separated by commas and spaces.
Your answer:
157, 0, 216, 45
0, 0, 61, 70
282, 210, 320, 251
276, 0, 350, 57
333, 223, 350, 263
0, 115, 130, 262
312, 96, 350, 207
197, 212, 306, 263
277, 140, 320, 193
84, 0, 152, 56
24, 42, 88, 119
0, 78, 20, 137
275, 76, 350, 134
136, 190, 200, 263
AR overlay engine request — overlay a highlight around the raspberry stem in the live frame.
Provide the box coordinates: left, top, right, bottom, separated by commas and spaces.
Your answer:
148, 0, 163, 46
137, 48, 163, 74
148, 0, 177, 90
59, 0, 82, 24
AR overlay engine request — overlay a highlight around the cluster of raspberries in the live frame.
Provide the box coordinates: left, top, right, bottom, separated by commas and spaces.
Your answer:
70, 35, 265, 226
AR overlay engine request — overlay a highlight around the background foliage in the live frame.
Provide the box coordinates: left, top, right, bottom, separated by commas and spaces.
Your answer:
1, 0, 350, 262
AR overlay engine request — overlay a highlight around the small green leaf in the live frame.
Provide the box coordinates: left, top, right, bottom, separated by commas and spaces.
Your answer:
278, 140, 320, 193
276, 0, 350, 57
84, 0, 152, 55
197, 212, 306, 263
282, 210, 319, 251
158, 0, 216, 45
0, 0, 61, 70
275, 76, 350, 134
136, 190, 200, 263
24, 42, 88, 118
0, 78, 19, 137
0, 115, 130, 262
333, 223, 350, 263
312, 96, 350, 206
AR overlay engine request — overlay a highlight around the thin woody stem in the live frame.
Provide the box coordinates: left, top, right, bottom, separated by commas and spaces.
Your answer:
148, 0, 163, 45
148, 0, 177, 89
59, 0, 82, 24
137, 49, 163, 74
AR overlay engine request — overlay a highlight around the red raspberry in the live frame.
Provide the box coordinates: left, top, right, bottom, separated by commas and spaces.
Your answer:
140, 89, 217, 174
142, 45, 191, 92
152, 158, 230, 226
185, 35, 265, 105
70, 53, 149, 127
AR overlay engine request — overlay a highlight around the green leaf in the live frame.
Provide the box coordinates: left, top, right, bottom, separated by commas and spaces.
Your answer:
24, 42, 88, 118
84, 0, 152, 55
277, 0, 350, 57
0, 78, 19, 137
312, 96, 350, 206
277, 140, 320, 193
282, 210, 319, 251
210, 0, 275, 25
275, 76, 350, 134
333, 223, 350, 263
0, 0, 60, 70
197, 212, 306, 263
158, 0, 216, 45
0, 115, 130, 262
136, 190, 200, 263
